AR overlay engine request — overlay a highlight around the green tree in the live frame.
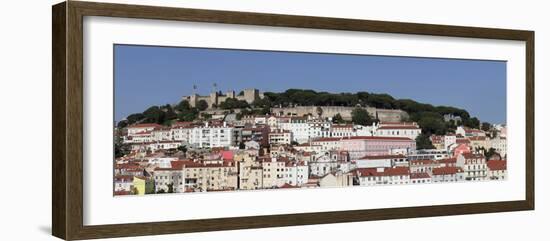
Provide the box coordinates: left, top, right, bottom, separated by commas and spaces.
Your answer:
484, 147, 497, 160
201, 112, 212, 119
197, 100, 209, 111
351, 107, 373, 125
177, 108, 199, 122
175, 100, 191, 111
177, 145, 188, 154
163, 105, 177, 121
316, 106, 323, 117
219, 98, 249, 109
481, 122, 492, 131
332, 113, 345, 124
143, 106, 166, 124
415, 134, 435, 150
464, 117, 480, 129
114, 142, 130, 158
117, 120, 128, 129
126, 113, 145, 124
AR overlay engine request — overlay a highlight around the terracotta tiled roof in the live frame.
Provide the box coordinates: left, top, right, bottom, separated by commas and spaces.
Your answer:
462, 153, 485, 159
410, 159, 438, 165
468, 136, 487, 141
114, 175, 134, 182
313, 136, 413, 142
432, 167, 463, 175
356, 167, 409, 177
358, 154, 407, 160
280, 183, 299, 188
410, 172, 431, 179
128, 123, 163, 128
377, 125, 420, 130
487, 160, 507, 171
438, 158, 457, 164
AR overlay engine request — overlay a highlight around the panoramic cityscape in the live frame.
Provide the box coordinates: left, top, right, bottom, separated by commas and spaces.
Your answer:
113, 45, 507, 195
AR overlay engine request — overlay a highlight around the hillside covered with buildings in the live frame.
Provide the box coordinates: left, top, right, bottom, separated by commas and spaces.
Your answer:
114, 88, 507, 195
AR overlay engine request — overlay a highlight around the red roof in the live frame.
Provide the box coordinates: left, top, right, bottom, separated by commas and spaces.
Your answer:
172, 121, 194, 127
377, 125, 420, 130
410, 172, 431, 179
380, 122, 417, 125
438, 158, 457, 164
128, 123, 163, 128
462, 153, 485, 159
487, 160, 507, 171
114, 191, 132, 195
432, 167, 463, 175
356, 167, 409, 177
410, 159, 437, 165
220, 150, 234, 161
280, 183, 299, 189
313, 136, 413, 142
358, 154, 406, 160
332, 124, 354, 129
114, 175, 134, 182
468, 136, 487, 141
115, 163, 141, 169
465, 129, 483, 133
456, 139, 471, 144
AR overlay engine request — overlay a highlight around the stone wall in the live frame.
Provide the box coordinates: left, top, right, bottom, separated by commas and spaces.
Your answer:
270, 106, 408, 122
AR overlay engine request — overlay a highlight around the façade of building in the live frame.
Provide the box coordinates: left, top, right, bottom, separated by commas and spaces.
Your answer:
183, 88, 263, 108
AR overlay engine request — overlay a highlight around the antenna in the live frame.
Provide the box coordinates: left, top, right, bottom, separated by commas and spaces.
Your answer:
192, 84, 197, 95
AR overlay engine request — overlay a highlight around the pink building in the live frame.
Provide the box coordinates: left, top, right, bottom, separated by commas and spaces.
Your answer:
339, 136, 416, 159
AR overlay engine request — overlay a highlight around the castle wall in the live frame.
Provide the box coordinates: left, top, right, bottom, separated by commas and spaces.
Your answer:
270, 106, 407, 122
183, 89, 262, 109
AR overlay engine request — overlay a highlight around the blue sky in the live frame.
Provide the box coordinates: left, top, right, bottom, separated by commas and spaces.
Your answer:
114, 44, 506, 124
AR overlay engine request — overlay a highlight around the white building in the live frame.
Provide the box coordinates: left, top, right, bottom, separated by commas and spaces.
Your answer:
268, 129, 293, 145
171, 126, 192, 143
152, 127, 172, 141
409, 159, 439, 174
189, 122, 236, 148
153, 166, 185, 193
410, 172, 432, 184
444, 134, 457, 150
356, 167, 410, 186
126, 123, 162, 136
261, 157, 286, 188
308, 154, 340, 177
114, 175, 134, 193
319, 172, 354, 187
282, 161, 309, 186
279, 117, 330, 143
457, 153, 488, 181
489, 137, 507, 157
330, 124, 355, 138
354, 154, 407, 168
487, 160, 507, 180
456, 126, 485, 137
125, 131, 153, 144
373, 122, 421, 140
431, 167, 464, 183
310, 137, 342, 152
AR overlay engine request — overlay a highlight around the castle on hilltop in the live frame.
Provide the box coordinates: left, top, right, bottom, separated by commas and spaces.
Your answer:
183, 88, 264, 108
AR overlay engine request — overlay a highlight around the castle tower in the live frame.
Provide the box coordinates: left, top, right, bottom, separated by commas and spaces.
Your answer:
226, 90, 235, 99
243, 88, 260, 104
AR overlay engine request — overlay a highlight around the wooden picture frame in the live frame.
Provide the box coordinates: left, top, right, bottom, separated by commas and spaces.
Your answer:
52, 1, 534, 240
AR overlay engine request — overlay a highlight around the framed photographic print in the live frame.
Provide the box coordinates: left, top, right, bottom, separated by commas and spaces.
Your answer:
52, 1, 534, 240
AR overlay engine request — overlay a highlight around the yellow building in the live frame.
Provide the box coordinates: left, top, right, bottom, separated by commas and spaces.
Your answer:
133, 176, 146, 195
